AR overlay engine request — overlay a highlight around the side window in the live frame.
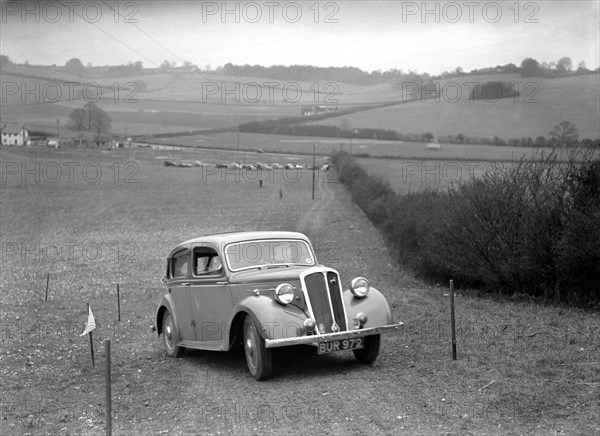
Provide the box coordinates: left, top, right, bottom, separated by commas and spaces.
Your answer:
171, 250, 189, 278
193, 247, 223, 276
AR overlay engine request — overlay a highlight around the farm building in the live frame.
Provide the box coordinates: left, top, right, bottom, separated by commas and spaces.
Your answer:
1, 125, 30, 146
71, 133, 117, 148
301, 105, 340, 116
426, 142, 441, 150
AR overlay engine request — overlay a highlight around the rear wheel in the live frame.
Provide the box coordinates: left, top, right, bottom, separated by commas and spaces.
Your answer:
353, 334, 380, 364
162, 310, 184, 358
243, 316, 272, 380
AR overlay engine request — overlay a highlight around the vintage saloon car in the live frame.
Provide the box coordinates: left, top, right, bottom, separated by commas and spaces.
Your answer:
155, 231, 401, 380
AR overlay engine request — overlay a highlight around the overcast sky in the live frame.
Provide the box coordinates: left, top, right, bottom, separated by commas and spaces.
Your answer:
1, 0, 599, 74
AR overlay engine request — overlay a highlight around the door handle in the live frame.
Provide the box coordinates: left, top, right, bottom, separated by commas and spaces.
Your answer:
180, 282, 190, 286
216, 281, 228, 285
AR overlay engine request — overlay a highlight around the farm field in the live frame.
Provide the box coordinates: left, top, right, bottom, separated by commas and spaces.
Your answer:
313, 74, 600, 140
3, 65, 598, 143
1, 66, 403, 137
1, 146, 598, 435
158, 130, 576, 161
355, 157, 495, 194
355, 147, 600, 194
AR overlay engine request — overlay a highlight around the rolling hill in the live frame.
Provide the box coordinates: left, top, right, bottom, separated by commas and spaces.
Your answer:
1, 65, 598, 141
312, 74, 600, 140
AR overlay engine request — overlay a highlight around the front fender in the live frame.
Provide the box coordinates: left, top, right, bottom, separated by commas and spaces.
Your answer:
155, 294, 177, 336
343, 286, 393, 328
232, 296, 309, 341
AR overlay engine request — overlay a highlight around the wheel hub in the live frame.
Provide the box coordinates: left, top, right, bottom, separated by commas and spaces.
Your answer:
246, 338, 254, 357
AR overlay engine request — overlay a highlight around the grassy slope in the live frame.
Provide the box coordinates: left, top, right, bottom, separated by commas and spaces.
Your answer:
313, 74, 600, 140
0, 146, 598, 435
3, 66, 598, 140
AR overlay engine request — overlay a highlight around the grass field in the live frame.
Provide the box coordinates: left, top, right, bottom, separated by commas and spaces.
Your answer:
314, 74, 600, 140
1, 145, 598, 435
3, 65, 598, 142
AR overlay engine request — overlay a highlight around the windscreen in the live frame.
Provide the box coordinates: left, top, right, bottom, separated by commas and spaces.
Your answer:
225, 239, 315, 271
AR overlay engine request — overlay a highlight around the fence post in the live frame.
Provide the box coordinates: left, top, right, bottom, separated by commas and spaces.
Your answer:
450, 279, 457, 360
105, 339, 112, 436
116, 284, 121, 322
45, 273, 50, 302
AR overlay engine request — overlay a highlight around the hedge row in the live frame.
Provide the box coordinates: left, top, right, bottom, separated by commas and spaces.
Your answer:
332, 150, 600, 307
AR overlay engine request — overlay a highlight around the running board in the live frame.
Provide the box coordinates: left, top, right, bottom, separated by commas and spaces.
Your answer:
178, 340, 224, 351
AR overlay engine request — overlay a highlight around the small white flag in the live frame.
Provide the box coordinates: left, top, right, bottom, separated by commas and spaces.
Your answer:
80, 305, 96, 336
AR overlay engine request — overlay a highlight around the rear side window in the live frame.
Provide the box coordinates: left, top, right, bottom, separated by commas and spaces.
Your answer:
171, 250, 189, 278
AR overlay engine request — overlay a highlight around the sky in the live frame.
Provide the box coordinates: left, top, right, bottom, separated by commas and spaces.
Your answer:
1, 0, 599, 75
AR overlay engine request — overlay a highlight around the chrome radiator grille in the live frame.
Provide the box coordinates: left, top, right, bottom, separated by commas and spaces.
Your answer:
302, 270, 347, 334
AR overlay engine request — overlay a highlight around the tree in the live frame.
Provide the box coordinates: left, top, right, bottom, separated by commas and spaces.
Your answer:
68, 103, 111, 134
549, 121, 578, 145
69, 108, 88, 131
86, 102, 111, 135
159, 60, 174, 72
64, 58, 85, 76
577, 61, 588, 72
556, 57, 573, 72
422, 132, 434, 142
521, 58, 540, 76
0, 54, 11, 70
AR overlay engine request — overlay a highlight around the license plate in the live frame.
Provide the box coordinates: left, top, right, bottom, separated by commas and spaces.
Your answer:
317, 337, 364, 354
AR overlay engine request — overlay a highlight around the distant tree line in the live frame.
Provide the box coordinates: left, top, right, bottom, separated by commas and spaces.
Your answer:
2, 54, 597, 83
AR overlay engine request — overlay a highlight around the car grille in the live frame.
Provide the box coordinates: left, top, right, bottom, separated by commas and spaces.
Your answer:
302, 271, 347, 334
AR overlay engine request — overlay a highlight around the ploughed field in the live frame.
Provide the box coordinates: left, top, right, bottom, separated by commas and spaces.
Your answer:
0, 146, 598, 435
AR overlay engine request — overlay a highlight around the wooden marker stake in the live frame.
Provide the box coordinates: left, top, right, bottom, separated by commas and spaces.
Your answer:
450, 279, 457, 360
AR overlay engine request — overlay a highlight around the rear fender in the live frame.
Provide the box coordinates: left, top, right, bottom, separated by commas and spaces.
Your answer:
155, 294, 177, 336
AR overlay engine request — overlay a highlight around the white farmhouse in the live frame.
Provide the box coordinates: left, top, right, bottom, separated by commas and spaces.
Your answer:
1, 125, 30, 146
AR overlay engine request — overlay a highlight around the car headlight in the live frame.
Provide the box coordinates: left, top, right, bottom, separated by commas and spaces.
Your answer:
350, 277, 370, 298
275, 283, 295, 305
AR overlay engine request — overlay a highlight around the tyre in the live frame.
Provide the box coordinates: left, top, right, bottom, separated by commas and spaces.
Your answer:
243, 316, 272, 380
353, 334, 380, 364
162, 310, 184, 358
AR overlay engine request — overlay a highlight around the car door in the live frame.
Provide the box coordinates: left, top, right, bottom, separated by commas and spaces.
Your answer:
168, 248, 196, 341
190, 248, 235, 345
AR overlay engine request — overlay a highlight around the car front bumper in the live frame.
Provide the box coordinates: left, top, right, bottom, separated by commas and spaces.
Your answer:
264, 323, 403, 348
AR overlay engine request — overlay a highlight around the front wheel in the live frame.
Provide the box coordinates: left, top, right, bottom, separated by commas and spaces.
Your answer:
243, 316, 272, 380
162, 310, 184, 358
353, 334, 380, 364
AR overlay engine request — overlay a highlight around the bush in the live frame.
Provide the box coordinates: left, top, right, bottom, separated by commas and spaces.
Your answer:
332, 149, 600, 307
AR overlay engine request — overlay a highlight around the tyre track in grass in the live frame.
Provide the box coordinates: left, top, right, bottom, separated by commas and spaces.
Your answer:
294, 173, 334, 240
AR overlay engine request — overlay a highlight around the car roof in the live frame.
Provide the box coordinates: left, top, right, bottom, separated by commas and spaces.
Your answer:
168, 231, 311, 257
